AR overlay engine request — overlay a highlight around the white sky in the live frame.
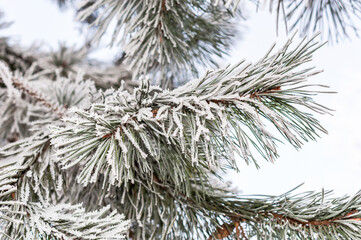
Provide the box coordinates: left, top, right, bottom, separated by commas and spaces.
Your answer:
1, 0, 361, 197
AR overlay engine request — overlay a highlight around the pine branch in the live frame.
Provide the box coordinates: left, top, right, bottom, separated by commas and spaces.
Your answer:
202, 186, 361, 239
0, 41, 36, 74
3, 1, 359, 239
1, 201, 130, 239
0, 37, 134, 91
0, 131, 130, 239
47, 36, 338, 238
0, 62, 65, 141
258, 0, 361, 41
76, 0, 238, 88
0, 61, 100, 141
10, 77, 66, 117
57, 165, 361, 239
51, 36, 330, 190
0, 62, 131, 238
0, 134, 52, 200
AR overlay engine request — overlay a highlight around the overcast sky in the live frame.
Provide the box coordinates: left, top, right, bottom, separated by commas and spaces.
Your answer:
1, 0, 361, 197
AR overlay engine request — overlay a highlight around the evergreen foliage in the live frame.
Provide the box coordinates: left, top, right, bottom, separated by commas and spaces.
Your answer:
1, 0, 361, 239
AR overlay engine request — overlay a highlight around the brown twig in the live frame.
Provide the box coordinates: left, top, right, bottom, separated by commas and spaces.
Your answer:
157, 0, 167, 43
253, 210, 361, 231
208, 223, 235, 240
238, 223, 247, 240
269, 212, 341, 227
161, 0, 166, 12
249, 86, 281, 99
208, 220, 249, 240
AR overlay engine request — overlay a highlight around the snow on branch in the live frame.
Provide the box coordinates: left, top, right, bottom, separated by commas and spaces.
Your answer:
0, 62, 96, 140
0, 134, 130, 239
0, 134, 54, 201
1, 201, 130, 239
76, 0, 238, 87
51, 36, 330, 193
205, 186, 361, 239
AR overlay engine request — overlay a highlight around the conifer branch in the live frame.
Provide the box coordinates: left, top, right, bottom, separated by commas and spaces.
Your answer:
258, 0, 361, 41
0, 130, 130, 239
47, 36, 339, 239
2, 2, 360, 238
202, 187, 361, 239
0, 37, 134, 91
76, 0, 238, 87
10, 77, 66, 117
0, 61, 99, 140
1, 201, 130, 239
51, 36, 330, 189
